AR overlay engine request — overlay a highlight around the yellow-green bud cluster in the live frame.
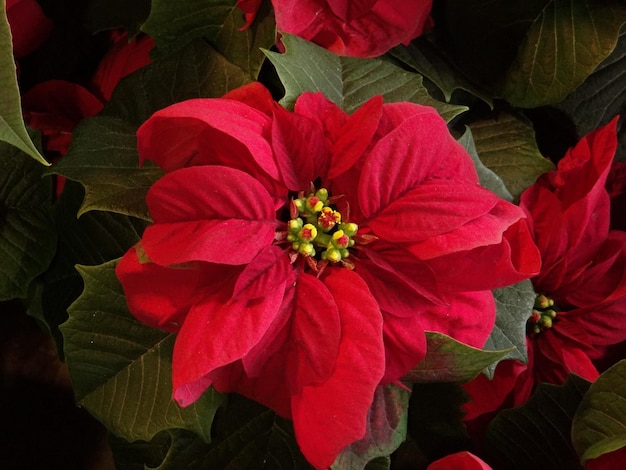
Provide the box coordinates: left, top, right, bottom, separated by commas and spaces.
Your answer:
288, 188, 357, 263
527, 294, 558, 335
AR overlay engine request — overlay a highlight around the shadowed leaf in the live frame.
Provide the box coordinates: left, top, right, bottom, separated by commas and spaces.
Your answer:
61, 260, 225, 443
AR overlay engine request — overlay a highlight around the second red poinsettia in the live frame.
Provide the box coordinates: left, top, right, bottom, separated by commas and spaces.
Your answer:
464, 117, 626, 421
116, 83, 540, 468
271, 0, 433, 57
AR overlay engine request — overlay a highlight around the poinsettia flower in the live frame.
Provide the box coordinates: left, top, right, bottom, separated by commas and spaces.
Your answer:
427, 451, 493, 470
464, 116, 626, 421
7, 0, 52, 58
272, 0, 434, 57
22, 31, 153, 195
116, 83, 539, 468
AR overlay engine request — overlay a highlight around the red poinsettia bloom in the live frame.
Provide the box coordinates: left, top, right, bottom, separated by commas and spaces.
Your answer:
464, 117, 626, 420
272, 0, 433, 57
23, 31, 153, 157
22, 31, 153, 195
427, 451, 493, 470
116, 83, 539, 468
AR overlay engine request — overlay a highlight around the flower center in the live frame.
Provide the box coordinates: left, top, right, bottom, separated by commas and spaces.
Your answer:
527, 294, 558, 335
286, 187, 358, 265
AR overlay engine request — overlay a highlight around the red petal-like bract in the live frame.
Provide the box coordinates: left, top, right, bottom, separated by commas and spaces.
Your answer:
117, 85, 541, 467
427, 451, 493, 470
236, 0, 263, 30
7, 0, 52, 58
291, 269, 385, 469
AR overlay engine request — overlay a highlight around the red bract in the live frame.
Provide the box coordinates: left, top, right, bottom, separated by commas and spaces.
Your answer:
22, 80, 104, 157
427, 451, 493, 470
7, 0, 52, 58
464, 117, 626, 421
272, 0, 433, 57
90, 31, 154, 102
116, 84, 539, 468
236, 0, 263, 29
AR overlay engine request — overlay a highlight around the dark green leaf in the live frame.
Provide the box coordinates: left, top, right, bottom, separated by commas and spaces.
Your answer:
485, 375, 591, 470
50, 116, 161, 220
83, 0, 151, 36
141, 0, 238, 56
470, 113, 554, 200
101, 40, 251, 126
109, 431, 171, 470
554, 26, 626, 162
434, 0, 549, 92
458, 126, 513, 201
51, 40, 250, 218
213, 0, 276, 79
403, 332, 511, 384
61, 260, 225, 443
0, 139, 55, 300
29, 181, 147, 352
408, 383, 471, 463
363, 457, 390, 470
572, 360, 626, 463
332, 385, 409, 470
265, 34, 467, 121
203, 394, 312, 469
482, 280, 536, 379
390, 39, 493, 107
0, 2, 47, 165
504, 0, 626, 107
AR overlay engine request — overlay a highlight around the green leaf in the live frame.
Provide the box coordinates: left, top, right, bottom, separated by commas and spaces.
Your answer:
390, 39, 493, 107
408, 383, 471, 463
0, 139, 55, 300
0, 2, 47, 165
554, 26, 626, 162
332, 385, 410, 470
51, 40, 250, 218
61, 260, 225, 443
83, 0, 151, 35
363, 457, 390, 470
29, 182, 147, 352
50, 116, 161, 220
469, 113, 554, 200
482, 280, 536, 379
503, 0, 626, 107
141, 0, 238, 56
485, 375, 591, 470
213, 0, 277, 79
403, 332, 512, 384
265, 34, 467, 122
458, 126, 513, 201
202, 394, 312, 469
433, 0, 550, 92
572, 360, 626, 463
101, 40, 251, 126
